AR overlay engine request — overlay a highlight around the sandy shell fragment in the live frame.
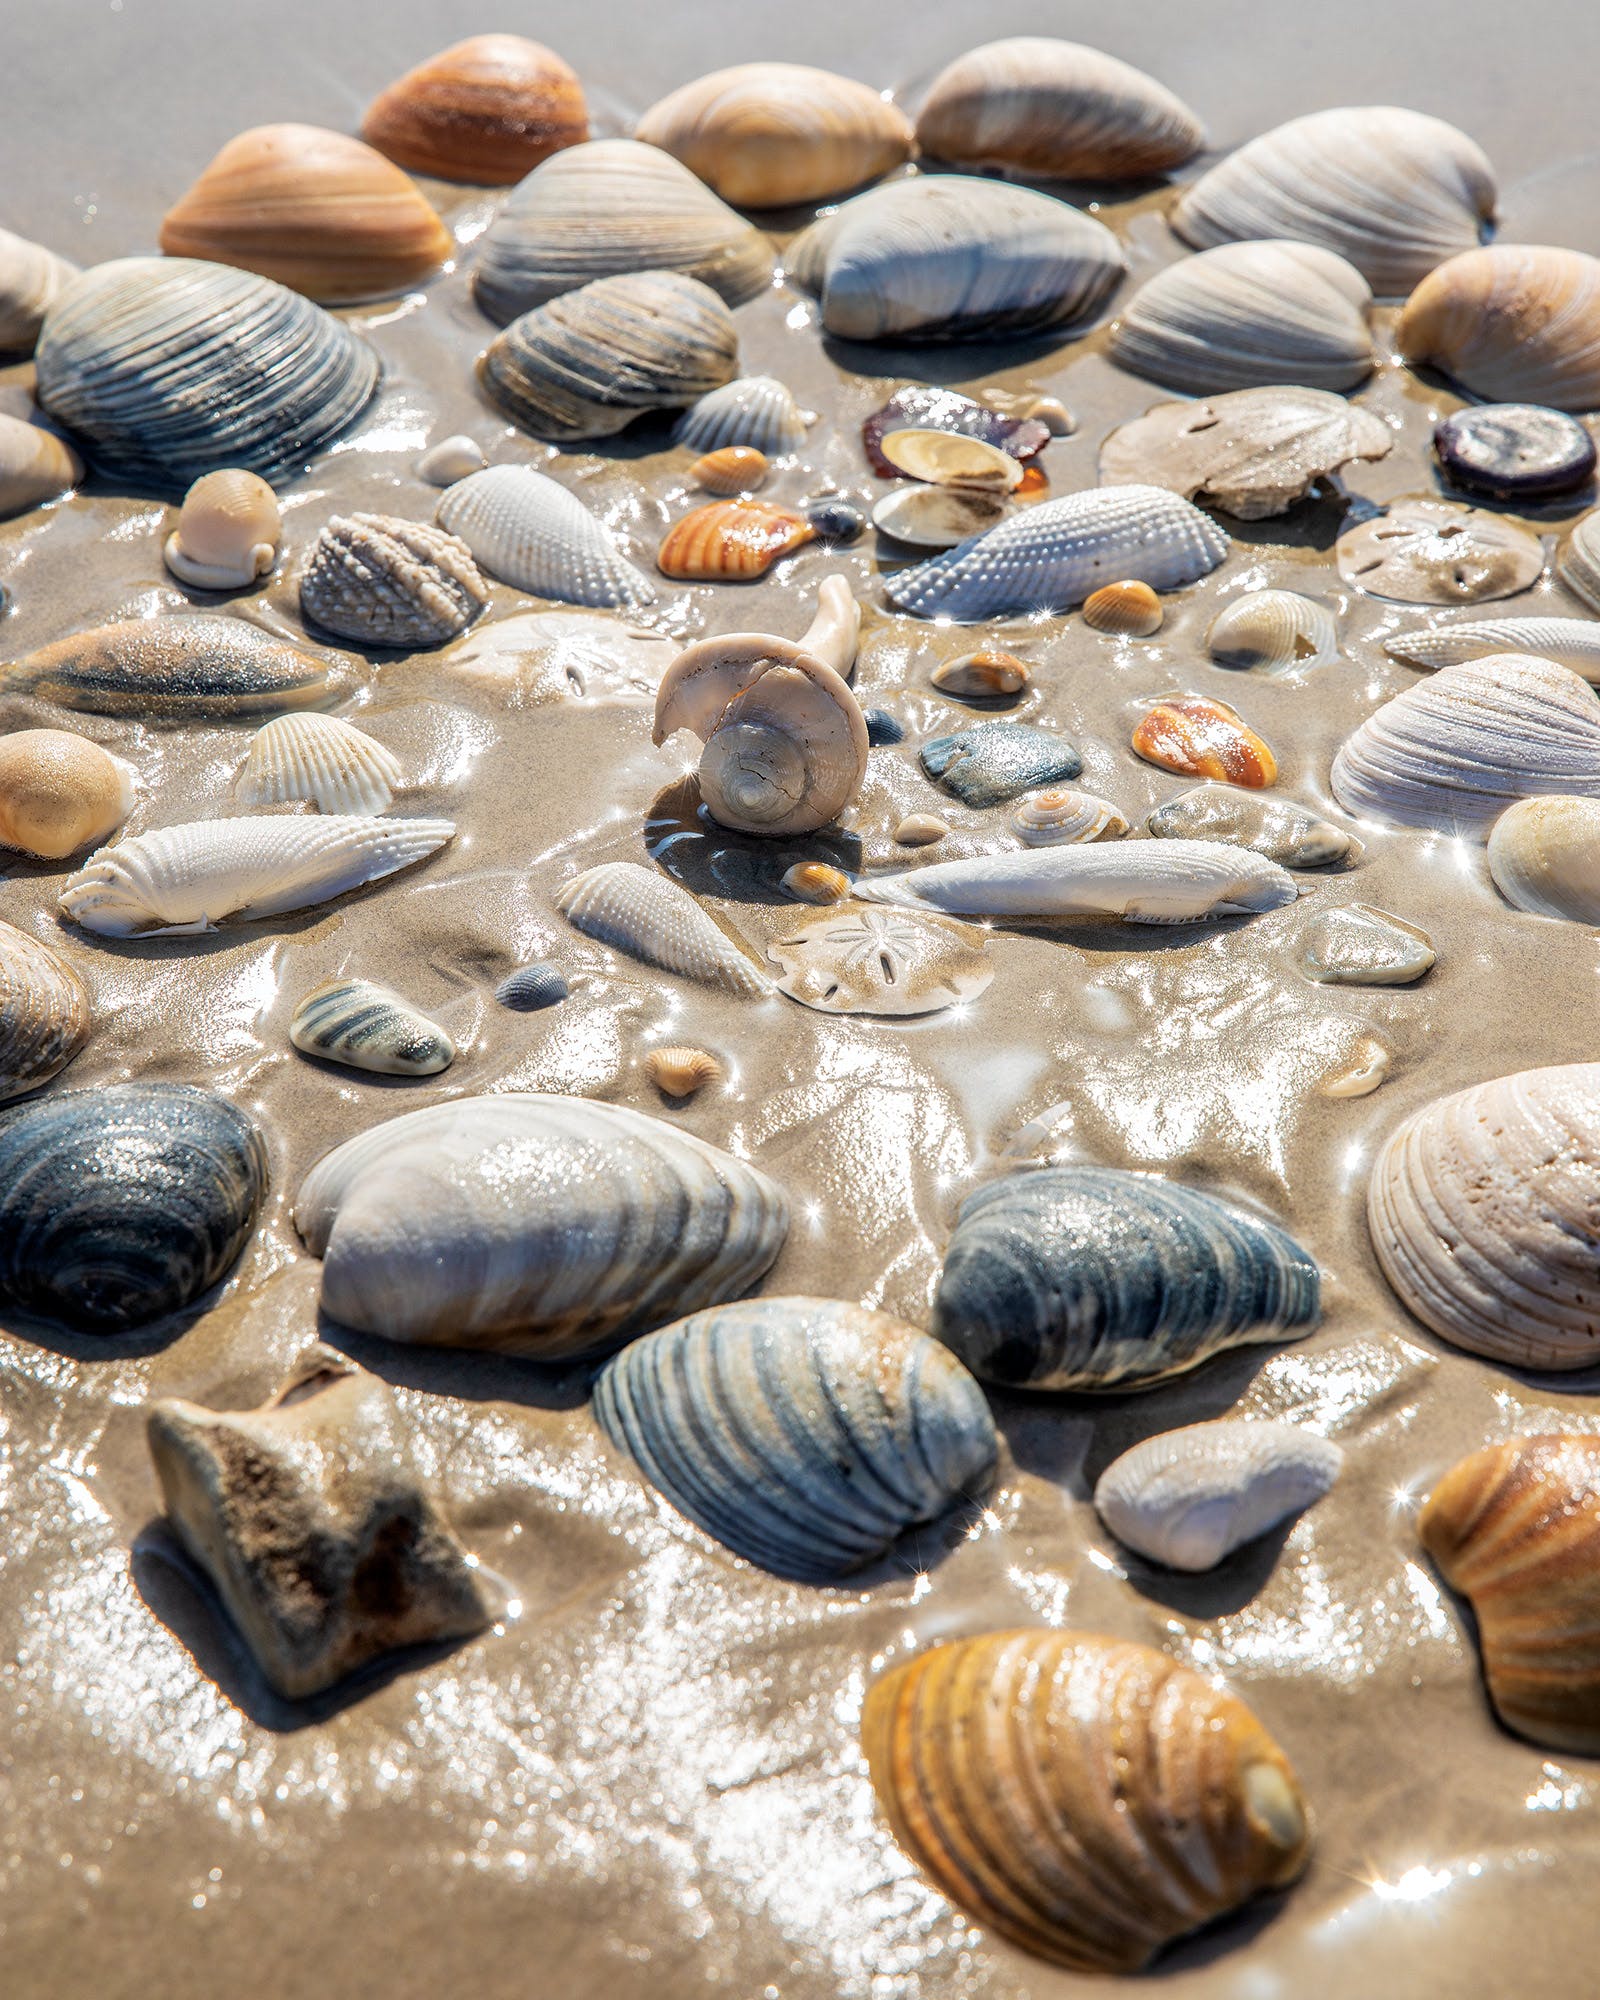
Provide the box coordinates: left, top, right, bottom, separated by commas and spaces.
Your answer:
0, 414, 84, 517
645, 1046, 722, 1099
290, 978, 454, 1077
436, 465, 654, 608
893, 813, 950, 847
1321, 1035, 1392, 1100
1010, 786, 1128, 846
0, 226, 78, 353
555, 861, 771, 995
920, 720, 1080, 807
299, 512, 488, 648
1337, 499, 1544, 605
1207, 590, 1338, 671
871, 485, 1009, 548
1434, 404, 1596, 500
690, 446, 767, 495
863, 384, 1051, 477
677, 376, 808, 457
657, 499, 815, 581
1559, 507, 1600, 614
8, 615, 333, 719
362, 34, 588, 185
878, 429, 1022, 491
234, 713, 402, 817
495, 962, 569, 1010
1398, 245, 1600, 411
163, 469, 281, 590
1147, 786, 1358, 868
415, 435, 486, 487
1083, 580, 1162, 635
929, 649, 1029, 700
780, 861, 852, 904
1385, 617, 1600, 680
1300, 904, 1435, 985
0, 729, 133, 859
448, 611, 673, 706
767, 902, 994, 1016
1133, 695, 1277, 787
0, 921, 90, 1104
1487, 795, 1600, 923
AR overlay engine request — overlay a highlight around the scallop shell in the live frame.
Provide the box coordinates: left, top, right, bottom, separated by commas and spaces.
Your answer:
877, 429, 1022, 491
163, 469, 282, 590
435, 465, 655, 608
780, 861, 852, 904
555, 861, 771, 995
656, 499, 815, 580
871, 484, 1009, 548
644, 1046, 722, 1098
595, 1298, 996, 1579
447, 609, 672, 704
1082, 580, 1162, 635
1559, 507, 1600, 613
1009, 786, 1128, 845
415, 435, 487, 487
1172, 105, 1497, 295
635, 63, 913, 207
299, 513, 488, 648
292, 1092, 789, 1355
1208, 590, 1339, 671
291, 978, 454, 1077
0, 1082, 265, 1331
920, 719, 1081, 807
8, 614, 334, 718
1487, 795, 1600, 923
0, 729, 136, 859
885, 485, 1229, 621
1300, 904, 1435, 985
59, 815, 454, 937
0, 226, 78, 353
362, 33, 588, 185
676, 376, 808, 456
1398, 244, 1600, 410
479, 270, 739, 443
1111, 240, 1377, 393
863, 1629, 1311, 1974
1132, 694, 1278, 787
495, 961, 569, 1010
1147, 787, 1359, 868
1385, 617, 1600, 680
34, 256, 379, 491
1337, 498, 1543, 605
0, 921, 90, 1104
929, 648, 1029, 699
785, 175, 1124, 344
766, 902, 994, 1016
1330, 653, 1600, 835
1096, 1420, 1342, 1571
689, 446, 767, 495
0, 414, 84, 517
472, 138, 772, 323
234, 713, 403, 817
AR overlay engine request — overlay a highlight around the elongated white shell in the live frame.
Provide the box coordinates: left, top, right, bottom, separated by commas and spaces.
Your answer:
1208, 590, 1339, 671
1398, 244, 1600, 410
676, 375, 808, 456
556, 860, 771, 994
290, 977, 454, 1076
1560, 508, 1600, 614
1385, 617, 1600, 680
0, 227, 78, 352
1487, 795, 1600, 923
435, 464, 654, 607
234, 714, 403, 815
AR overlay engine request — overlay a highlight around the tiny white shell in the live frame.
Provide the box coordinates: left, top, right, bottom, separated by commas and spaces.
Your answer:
416, 434, 487, 486
435, 464, 654, 607
556, 860, 771, 994
234, 713, 404, 816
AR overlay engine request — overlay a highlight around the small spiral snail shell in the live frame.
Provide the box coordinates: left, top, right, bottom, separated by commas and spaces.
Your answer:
163, 469, 283, 590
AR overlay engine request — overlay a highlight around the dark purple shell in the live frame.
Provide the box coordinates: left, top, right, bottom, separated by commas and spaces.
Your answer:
1433, 404, 1597, 501
863, 385, 1052, 478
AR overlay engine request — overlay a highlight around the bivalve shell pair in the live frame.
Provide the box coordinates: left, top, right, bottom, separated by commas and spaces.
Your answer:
0, 728, 135, 858
0, 922, 90, 1104
234, 713, 403, 817
1337, 498, 1544, 606
163, 470, 282, 590
9, 614, 334, 718
863, 383, 1052, 476
363, 34, 588, 185
299, 513, 488, 648
677, 375, 808, 456
291, 978, 455, 1077
1398, 244, 1600, 410
0, 226, 78, 353
1488, 795, 1600, 922
436, 465, 654, 607
0, 414, 84, 518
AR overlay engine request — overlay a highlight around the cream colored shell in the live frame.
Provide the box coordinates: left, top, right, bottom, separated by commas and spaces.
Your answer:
1398, 244, 1600, 410
0, 919, 91, 1103
234, 713, 404, 817
0, 226, 78, 352
1487, 795, 1600, 923
0, 729, 135, 859
163, 469, 282, 589
0, 414, 83, 518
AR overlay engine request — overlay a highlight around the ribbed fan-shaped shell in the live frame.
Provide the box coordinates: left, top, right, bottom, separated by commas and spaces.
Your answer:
435, 465, 655, 607
495, 961, 569, 1009
1559, 507, 1600, 614
33, 257, 379, 491
299, 513, 488, 648
555, 860, 771, 994
293, 1092, 789, 1354
10, 614, 334, 718
1337, 498, 1543, 606
234, 713, 402, 816
0, 921, 90, 1104
1398, 244, 1600, 410
656, 498, 815, 580
0, 226, 78, 353
290, 978, 454, 1076
861, 1630, 1311, 1973
362, 33, 588, 186
594, 1296, 997, 1579
1208, 589, 1339, 670
676, 376, 808, 455
1385, 616, 1600, 680
1487, 795, 1600, 923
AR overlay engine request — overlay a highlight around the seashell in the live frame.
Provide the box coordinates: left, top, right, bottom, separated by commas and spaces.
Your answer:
677, 375, 808, 456
472, 138, 771, 323
8, 614, 333, 718
1134, 694, 1278, 787
34, 256, 378, 491
299, 512, 488, 649
809, 501, 864, 539
785, 175, 1124, 343
1398, 244, 1600, 411
0, 921, 90, 1104
635, 63, 913, 207
159, 123, 452, 303
781, 861, 851, 904
1330, 653, 1600, 835
495, 961, 569, 1010
864, 709, 904, 746
1434, 403, 1596, 500
656, 499, 815, 581
644, 1046, 722, 1099
1082, 579, 1162, 635
877, 429, 1022, 492
148, 1346, 504, 1700
0, 1082, 265, 1331
0, 413, 84, 517
856, 839, 1298, 925
435, 464, 654, 608
479, 270, 739, 442
690, 445, 767, 495
893, 813, 950, 846
0, 728, 136, 859
234, 713, 402, 817
595, 1297, 995, 1578
863, 384, 1050, 478
1111, 239, 1377, 393
59, 815, 453, 937
556, 861, 771, 995
929, 648, 1029, 701
163, 469, 281, 590
1096, 1419, 1342, 1571
448, 611, 672, 706
1009, 786, 1128, 846
1321, 1035, 1392, 1100
290, 978, 454, 1077
1487, 795, 1600, 923
861, 1630, 1310, 1974
767, 902, 994, 1016
885, 484, 1228, 621
1207, 590, 1338, 672
1385, 616, 1600, 680
0, 226, 78, 353
920, 719, 1080, 807
1099, 387, 1391, 521
362, 34, 588, 185
293, 1091, 788, 1355
871, 484, 1008, 548
1172, 106, 1497, 296
1561, 507, 1600, 613
1300, 904, 1435, 985
1148, 786, 1359, 868
1419, 1434, 1600, 1752
415, 434, 486, 487
1336, 498, 1544, 605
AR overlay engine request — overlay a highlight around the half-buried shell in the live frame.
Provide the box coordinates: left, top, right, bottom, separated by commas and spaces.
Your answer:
676, 375, 808, 456
1398, 244, 1600, 411
0, 226, 78, 354
435, 465, 655, 607
1208, 590, 1338, 671
362, 33, 588, 185
555, 861, 771, 994
1336, 498, 1543, 605
1299, 904, 1435, 985
0, 921, 90, 1104
7, 615, 334, 718
1148, 787, 1358, 868
1487, 794, 1600, 922
0, 414, 84, 518
766, 902, 993, 1016
299, 512, 488, 648
234, 713, 403, 816
290, 978, 455, 1076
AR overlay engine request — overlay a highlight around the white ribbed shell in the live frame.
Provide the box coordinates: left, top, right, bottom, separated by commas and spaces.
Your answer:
435, 464, 654, 607
1207, 589, 1339, 671
234, 713, 404, 816
1385, 616, 1600, 680
676, 376, 808, 455
556, 861, 771, 994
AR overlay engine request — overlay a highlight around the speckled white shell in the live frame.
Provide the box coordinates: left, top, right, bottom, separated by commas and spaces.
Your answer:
435, 464, 655, 607
555, 860, 771, 994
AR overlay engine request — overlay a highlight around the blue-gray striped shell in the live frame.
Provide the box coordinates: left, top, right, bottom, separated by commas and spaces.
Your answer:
932, 1167, 1320, 1391
495, 961, 569, 1010
593, 1297, 998, 1580
290, 978, 454, 1077
0, 1082, 266, 1332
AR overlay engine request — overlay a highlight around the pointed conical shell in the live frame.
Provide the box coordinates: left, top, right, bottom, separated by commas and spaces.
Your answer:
1487, 795, 1600, 923
1208, 589, 1338, 670
0, 921, 90, 1104
1008, 786, 1128, 845
1385, 616, 1600, 680
362, 34, 588, 185
676, 375, 808, 455
234, 713, 403, 816
291, 978, 454, 1076
435, 465, 654, 607
472, 138, 772, 323
0, 227, 78, 353
555, 860, 771, 994
1398, 244, 1600, 410
8, 614, 334, 718
0, 413, 84, 517
298, 512, 488, 648
163, 469, 281, 589
1337, 498, 1544, 606
0, 728, 135, 858
1559, 506, 1600, 614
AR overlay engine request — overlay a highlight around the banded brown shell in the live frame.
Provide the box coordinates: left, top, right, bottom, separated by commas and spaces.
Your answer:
362, 34, 588, 185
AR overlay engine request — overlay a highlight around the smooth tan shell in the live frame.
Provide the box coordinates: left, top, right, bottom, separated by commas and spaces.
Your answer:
1083, 579, 1162, 634
1398, 244, 1600, 410
0, 919, 91, 1104
0, 729, 135, 859
780, 861, 851, 904
0, 226, 78, 353
878, 427, 1022, 490
657, 499, 814, 581
0, 413, 83, 517
689, 445, 767, 494
645, 1045, 723, 1098
362, 34, 588, 185
1133, 695, 1277, 786
930, 649, 1029, 699
1487, 794, 1600, 922
163, 469, 281, 589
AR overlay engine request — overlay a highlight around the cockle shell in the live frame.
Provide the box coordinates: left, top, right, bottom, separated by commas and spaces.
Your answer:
1172, 105, 1497, 296
885, 485, 1228, 621
435, 465, 654, 608
1487, 795, 1600, 923
863, 383, 1052, 477
644, 1046, 722, 1099
1111, 240, 1377, 393
1398, 244, 1600, 410
34, 257, 378, 490
785, 175, 1124, 343
781, 861, 851, 904
676, 376, 808, 456
293, 1092, 789, 1355
1385, 616, 1600, 680
59, 815, 454, 937
635, 63, 913, 207
1208, 590, 1339, 671
299, 513, 488, 648
1148, 787, 1359, 868
290, 978, 455, 1077
234, 713, 402, 816
920, 719, 1081, 806
446, 609, 672, 704
766, 902, 994, 1016
8, 614, 334, 718
0, 729, 135, 858
1010, 786, 1128, 846
0, 414, 84, 517
1133, 695, 1278, 787
0, 1082, 265, 1331
862, 1629, 1311, 1973
479, 270, 739, 442
928, 647, 1029, 699
1369, 1062, 1600, 1369
1559, 506, 1600, 614
555, 861, 771, 995
0, 226, 78, 353
472, 138, 771, 323
871, 484, 1008, 548
0, 921, 90, 1104
1330, 653, 1600, 835
1082, 579, 1162, 635
689, 446, 767, 494
1096, 1420, 1342, 1571
656, 499, 815, 580
1300, 904, 1435, 985
877, 429, 1022, 491
496, 961, 569, 1010
415, 434, 486, 487
1336, 498, 1544, 605
362, 34, 588, 185
163, 469, 281, 590
595, 1297, 996, 1579
1420, 1434, 1600, 1752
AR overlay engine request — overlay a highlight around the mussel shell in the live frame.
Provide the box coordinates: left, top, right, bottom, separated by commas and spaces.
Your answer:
0, 920, 90, 1104
290, 978, 455, 1076
1147, 786, 1358, 868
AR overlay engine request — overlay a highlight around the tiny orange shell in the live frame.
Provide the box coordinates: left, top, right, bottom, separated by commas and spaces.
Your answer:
657, 499, 815, 581
1132, 694, 1277, 787
780, 861, 851, 904
645, 1045, 723, 1098
930, 648, 1030, 700
362, 35, 589, 185
1015, 461, 1051, 498
690, 445, 769, 495
1083, 580, 1163, 636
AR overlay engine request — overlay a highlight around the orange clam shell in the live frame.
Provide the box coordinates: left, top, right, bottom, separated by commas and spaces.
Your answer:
362, 34, 589, 186
1132, 693, 1277, 786
658, 499, 815, 581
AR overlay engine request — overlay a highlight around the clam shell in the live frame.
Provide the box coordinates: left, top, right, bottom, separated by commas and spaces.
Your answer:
1300, 903, 1435, 985
785, 175, 1124, 343
1173, 105, 1497, 295
0, 1082, 265, 1331
863, 383, 1051, 475
1096, 1419, 1342, 1571
555, 860, 771, 995
291, 978, 454, 1077
234, 713, 403, 817
862, 1629, 1310, 1973
645, 1046, 722, 1098
920, 719, 1081, 807
1111, 239, 1376, 393
59, 814, 453, 937
1133, 694, 1277, 787
495, 961, 569, 1010
1009, 786, 1128, 845
1147, 786, 1358, 868
766, 902, 994, 1016
877, 428, 1021, 491
871, 484, 1008, 548
299, 512, 488, 648
163, 469, 281, 590
472, 138, 771, 323
676, 375, 808, 456
362, 33, 588, 185
0, 226, 78, 353
1559, 506, 1600, 613
0, 413, 84, 517
1398, 244, 1600, 410
446, 609, 672, 703
0, 921, 90, 1104
893, 813, 949, 847
34, 256, 379, 490
293, 1092, 789, 1355
689, 446, 768, 495
1386, 616, 1600, 680
1082, 579, 1162, 635
885, 484, 1229, 621
1208, 589, 1339, 671
928, 648, 1029, 700
595, 1297, 996, 1579
1487, 795, 1600, 923
656, 498, 814, 580
0, 728, 136, 859
1337, 498, 1543, 605
415, 434, 487, 487
435, 465, 655, 607
8, 614, 334, 718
